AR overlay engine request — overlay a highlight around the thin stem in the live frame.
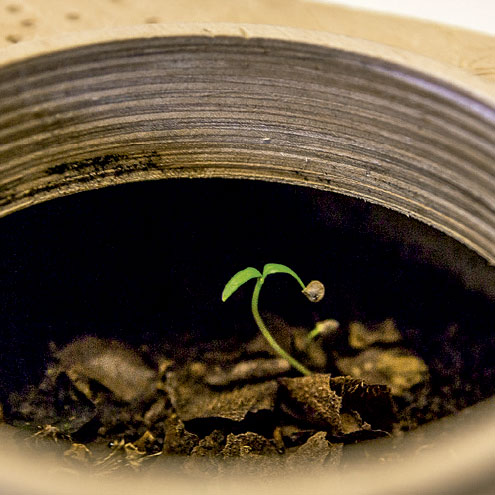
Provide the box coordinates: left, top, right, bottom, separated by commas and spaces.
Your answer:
251, 277, 312, 376
306, 326, 323, 343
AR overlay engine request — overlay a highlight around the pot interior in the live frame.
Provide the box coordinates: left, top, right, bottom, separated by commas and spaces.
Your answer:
0, 177, 493, 419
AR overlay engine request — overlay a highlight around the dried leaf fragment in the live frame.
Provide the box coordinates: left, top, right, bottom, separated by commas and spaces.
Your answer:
278, 374, 342, 432
166, 374, 278, 423
54, 337, 157, 403
336, 348, 429, 396
348, 319, 402, 350
286, 431, 342, 470
205, 358, 290, 386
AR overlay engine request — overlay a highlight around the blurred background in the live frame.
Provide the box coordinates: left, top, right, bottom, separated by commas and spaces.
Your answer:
328, 0, 494, 35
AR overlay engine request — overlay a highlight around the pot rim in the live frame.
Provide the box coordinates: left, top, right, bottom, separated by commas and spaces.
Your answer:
0, 397, 493, 494
1, 23, 495, 259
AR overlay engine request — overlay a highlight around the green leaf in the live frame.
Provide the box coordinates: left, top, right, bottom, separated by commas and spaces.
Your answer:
262, 263, 305, 289
222, 267, 262, 302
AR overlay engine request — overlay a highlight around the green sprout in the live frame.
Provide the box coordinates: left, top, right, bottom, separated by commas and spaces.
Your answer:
222, 263, 325, 376
306, 319, 340, 343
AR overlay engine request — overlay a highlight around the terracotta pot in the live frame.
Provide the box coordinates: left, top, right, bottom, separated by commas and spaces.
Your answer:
0, 24, 494, 495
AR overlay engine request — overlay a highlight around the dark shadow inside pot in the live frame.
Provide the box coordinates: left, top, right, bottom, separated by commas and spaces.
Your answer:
0, 177, 494, 424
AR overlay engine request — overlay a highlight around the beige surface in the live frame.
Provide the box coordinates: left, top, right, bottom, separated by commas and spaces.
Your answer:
1, 0, 495, 84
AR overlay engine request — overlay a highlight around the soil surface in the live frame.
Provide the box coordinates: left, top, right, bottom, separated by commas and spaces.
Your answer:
1, 314, 492, 477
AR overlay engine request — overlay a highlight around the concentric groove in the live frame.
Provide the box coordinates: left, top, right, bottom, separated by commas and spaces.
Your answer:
0, 33, 494, 262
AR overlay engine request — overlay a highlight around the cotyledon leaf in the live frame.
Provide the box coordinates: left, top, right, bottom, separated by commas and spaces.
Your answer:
221, 267, 262, 302
262, 263, 305, 289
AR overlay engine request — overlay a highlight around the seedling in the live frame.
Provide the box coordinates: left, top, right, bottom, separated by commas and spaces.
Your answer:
306, 319, 340, 343
222, 263, 325, 376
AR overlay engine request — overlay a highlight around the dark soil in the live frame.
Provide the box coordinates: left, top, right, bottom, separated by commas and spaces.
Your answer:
1, 179, 494, 476
1, 313, 486, 477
